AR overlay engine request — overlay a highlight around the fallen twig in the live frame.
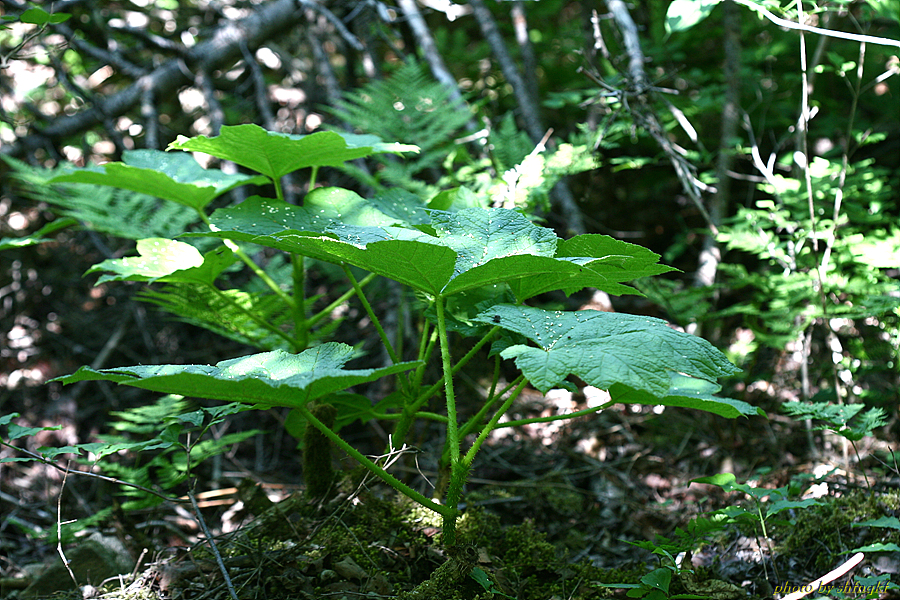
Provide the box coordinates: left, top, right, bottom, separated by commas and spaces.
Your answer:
780, 552, 865, 600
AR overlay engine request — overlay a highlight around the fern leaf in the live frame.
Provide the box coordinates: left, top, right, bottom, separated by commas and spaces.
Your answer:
3, 155, 199, 239
326, 59, 472, 190
139, 283, 296, 351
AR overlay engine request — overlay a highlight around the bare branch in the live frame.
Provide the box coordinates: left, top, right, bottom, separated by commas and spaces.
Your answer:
2, 0, 310, 158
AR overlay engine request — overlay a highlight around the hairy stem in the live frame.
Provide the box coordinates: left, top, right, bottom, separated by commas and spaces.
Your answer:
342, 264, 400, 365
434, 296, 460, 467
463, 377, 528, 467
298, 405, 452, 518
306, 272, 377, 328
198, 211, 296, 316
292, 254, 308, 350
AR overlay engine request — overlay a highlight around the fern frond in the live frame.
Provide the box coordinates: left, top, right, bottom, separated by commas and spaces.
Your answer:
139, 283, 296, 351
489, 113, 534, 172
327, 59, 472, 188
3, 155, 199, 239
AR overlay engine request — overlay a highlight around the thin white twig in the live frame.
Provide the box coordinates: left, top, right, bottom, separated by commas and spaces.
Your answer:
780, 552, 865, 600
57, 463, 78, 588
732, 0, 900, 47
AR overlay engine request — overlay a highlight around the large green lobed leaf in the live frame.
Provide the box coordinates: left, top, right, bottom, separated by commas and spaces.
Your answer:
666, 0, 723, 34
87, 240, 235, 284
169, 126, 418, 181
49, 150, 266, 211
53, 343, 420, 408
198, 202, 672, 298
474, 305, 760, 418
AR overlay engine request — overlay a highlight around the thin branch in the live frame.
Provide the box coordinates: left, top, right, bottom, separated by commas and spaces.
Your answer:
468, 0, 543, 142
296, 0, 364, 51
396, 0, 468, 107
2, 443, 189, 504
140, 85, 160, 149
605, 0, 651, 93
56, 22, 148, 79
468, 0, 585, 233
57, 464, 78, 587
695, 0, 741, 290
588, 1, 718, 235
108, 24, 187, 53
2, 0, 308, 158
731, 0, 900, 48
239, 41, 276, 129
187, 486, 239, 600
511, 2, 540, 107
196, 68, 225, 135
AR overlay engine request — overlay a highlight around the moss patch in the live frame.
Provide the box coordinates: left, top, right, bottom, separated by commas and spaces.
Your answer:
779, 490, 900, 571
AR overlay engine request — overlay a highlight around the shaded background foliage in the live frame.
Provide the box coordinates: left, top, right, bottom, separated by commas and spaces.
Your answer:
0, 0, 898, 595
1, 0, 898, 462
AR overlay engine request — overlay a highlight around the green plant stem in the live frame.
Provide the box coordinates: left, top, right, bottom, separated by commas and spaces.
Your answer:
392, 317, 435, 451
414, 324, 500, 409
198, 211, 296, 312
411, 319, 432, 390
458, 375, 523, 439
342, 264, 401, 365
756, 503, 768, 539
849, 440, 871, 489
433, 295, 460, 467
374, 411, 447, 422
306, 272, 377, 328
309, 166, 319, 189
463, 377, 528, 468
204, 283, 298, 348
433, 294, 469, 546
292, 254, 308, 349
488, 356, 500, 402
298, 404, 452, 518
495, 402, 613, 429
272, 176, 285, 203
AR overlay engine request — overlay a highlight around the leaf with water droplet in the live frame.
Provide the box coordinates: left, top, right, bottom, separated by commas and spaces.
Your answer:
191, 188, 417, 246
194, 203, 678, 299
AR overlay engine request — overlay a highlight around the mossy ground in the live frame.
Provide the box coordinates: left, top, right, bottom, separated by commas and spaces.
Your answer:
778, 489, 900, 571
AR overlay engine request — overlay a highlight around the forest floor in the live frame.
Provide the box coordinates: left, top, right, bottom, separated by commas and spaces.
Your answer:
2, 233, 899, 600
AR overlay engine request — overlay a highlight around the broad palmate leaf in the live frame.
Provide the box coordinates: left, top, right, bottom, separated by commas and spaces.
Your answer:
53, 343, 419, 408
199, 187, 411, 240
198, 204, 673, 298
168, 125, 418, 181
87, 240, 236, 284
49, 150, 267, 211
474, 305, 761, 418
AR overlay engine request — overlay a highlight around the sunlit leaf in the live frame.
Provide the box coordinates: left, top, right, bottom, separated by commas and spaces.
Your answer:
169, 126, 417, 181
0, 217, 77, 250
474, 305, 758, 418
852, 517, 900, 531
19, 7, 71, 25
666, 0, 723, 34
87, 238, 206, 283
50, 150, 265, 211
196, 205, 672, 298
53, 343, 420, 409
